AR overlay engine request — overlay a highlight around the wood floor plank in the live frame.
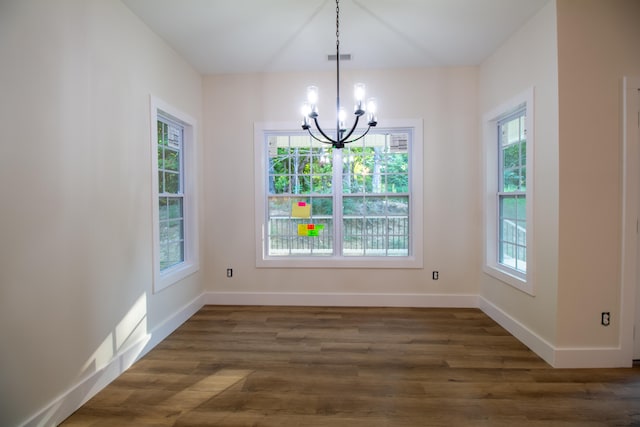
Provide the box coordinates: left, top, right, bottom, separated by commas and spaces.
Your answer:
61, 306, 640, 426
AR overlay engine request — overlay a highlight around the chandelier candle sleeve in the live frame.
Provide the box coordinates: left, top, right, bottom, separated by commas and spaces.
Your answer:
354, 83, 366, 114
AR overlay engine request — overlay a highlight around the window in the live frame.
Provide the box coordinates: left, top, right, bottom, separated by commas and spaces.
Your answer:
483, 89, 534, 294
254, 121, 423, 268
151, 97, 199, 292
498, 110, 526, 273
157, 116, 185, 270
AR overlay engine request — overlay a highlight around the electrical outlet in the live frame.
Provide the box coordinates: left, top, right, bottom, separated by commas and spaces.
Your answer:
226, 268, 233, 278
601, 312, 610, 326
432, 271, 439, 280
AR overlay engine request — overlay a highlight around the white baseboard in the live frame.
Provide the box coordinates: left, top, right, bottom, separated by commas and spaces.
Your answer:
203, 291, 479, 308
478, 296, 556, 365
21, 294, 205, 427
479, 296, 632, 368
553, 347, 631, 368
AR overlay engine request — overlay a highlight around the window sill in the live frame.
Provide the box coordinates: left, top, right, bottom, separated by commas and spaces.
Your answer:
155, 261, 199, 293
257, 256, 423, 269
483, 263, 534, 296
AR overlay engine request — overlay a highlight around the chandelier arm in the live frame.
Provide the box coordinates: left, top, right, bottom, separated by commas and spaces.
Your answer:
312, 116, 339, 145
339, 114, 361, 143
342, 125, 373, 145
305, 127, 334, 145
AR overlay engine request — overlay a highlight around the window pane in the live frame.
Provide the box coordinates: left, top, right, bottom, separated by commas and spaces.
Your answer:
517, 197, 526, 220
161, 241, 184, 270
168, 197, 183, 219
159, 198, 169, 221
310, 174, 332, 194
503, 169, 521, 192
343, 216, 364, 256
268, 196, 290, 216
385, 174, 409, 193
159, 222, 168, 243
167, 219, 184, 242
164, 149, 180, 172
503, 144, 520, 169
366, 197, 385, 215
516, 221, 526, 245
343, 196, 364, 215
499, 242, 515, 268
516, 246, 527, 267
344, 174, 366, 194
270, 175, 290, 194
312, 197, 333, 216
158, 147, 165, 169
500, 196, 517, 220
164, 171, 180, 194
158, 121, 166, 146
292, 176, 310, 194
387, 197, 409, 215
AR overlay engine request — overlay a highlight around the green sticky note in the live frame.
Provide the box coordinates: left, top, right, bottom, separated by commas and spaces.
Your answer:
308, 229, 319, 237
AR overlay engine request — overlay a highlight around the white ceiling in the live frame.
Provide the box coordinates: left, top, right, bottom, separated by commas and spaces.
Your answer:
122, 0, 550, 75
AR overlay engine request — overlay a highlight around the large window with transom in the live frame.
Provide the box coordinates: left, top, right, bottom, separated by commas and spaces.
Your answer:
255, 122, 423, 268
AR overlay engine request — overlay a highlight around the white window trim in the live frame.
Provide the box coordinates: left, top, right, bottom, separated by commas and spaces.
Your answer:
150, 96, 199, 292
254, 119, 423, 269
483, 88, 535, 295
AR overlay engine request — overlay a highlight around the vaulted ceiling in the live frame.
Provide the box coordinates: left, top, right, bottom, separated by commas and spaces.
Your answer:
122, 0, 550, 74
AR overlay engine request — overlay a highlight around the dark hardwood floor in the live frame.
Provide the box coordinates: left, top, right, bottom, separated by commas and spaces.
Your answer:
61, 306, 640, 426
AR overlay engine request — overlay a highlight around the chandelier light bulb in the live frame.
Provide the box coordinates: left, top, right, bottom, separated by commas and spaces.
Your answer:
338, 107, 347, 130
301, 103, 311, 128
354, 83, 366, 115
307, 84, 318, 101
306, 86, 319, 118
367, 98, 378, 126
367, 98, 377, 114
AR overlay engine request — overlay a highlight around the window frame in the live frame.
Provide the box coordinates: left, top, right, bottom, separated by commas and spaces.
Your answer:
150, 96, 199, 292
254, 119, 423, 269
483, 88, 535, 294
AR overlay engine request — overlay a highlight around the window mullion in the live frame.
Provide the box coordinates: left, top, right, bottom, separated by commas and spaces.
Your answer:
333, 147, 343, 256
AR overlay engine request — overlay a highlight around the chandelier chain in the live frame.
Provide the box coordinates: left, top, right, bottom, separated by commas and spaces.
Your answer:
335, 0, 340, 49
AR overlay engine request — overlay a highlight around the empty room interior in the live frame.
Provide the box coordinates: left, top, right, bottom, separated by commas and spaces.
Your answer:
2, 0, 640, 426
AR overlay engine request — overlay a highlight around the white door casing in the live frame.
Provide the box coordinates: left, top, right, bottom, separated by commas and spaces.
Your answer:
621, 76, 640, 362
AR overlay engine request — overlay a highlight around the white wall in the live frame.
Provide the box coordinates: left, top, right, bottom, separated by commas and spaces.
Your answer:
556, 0, 640, 350
478, 1, 560, 347
0, 1, 204, 426
203, 67, 481, 301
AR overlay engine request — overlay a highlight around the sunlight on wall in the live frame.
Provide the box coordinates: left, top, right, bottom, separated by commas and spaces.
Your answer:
82, 293, 148, 375
115, 294, 148, 350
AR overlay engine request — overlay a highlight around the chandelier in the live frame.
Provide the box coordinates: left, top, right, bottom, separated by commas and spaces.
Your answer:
300, 0, 378, 149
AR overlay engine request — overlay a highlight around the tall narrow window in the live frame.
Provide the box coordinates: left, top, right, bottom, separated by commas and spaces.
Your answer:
151, 97, 199, 292
157, 116, 185, 270
498, 109, 526, 273
255, 121, 423, 269
483, 89, 534, 294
